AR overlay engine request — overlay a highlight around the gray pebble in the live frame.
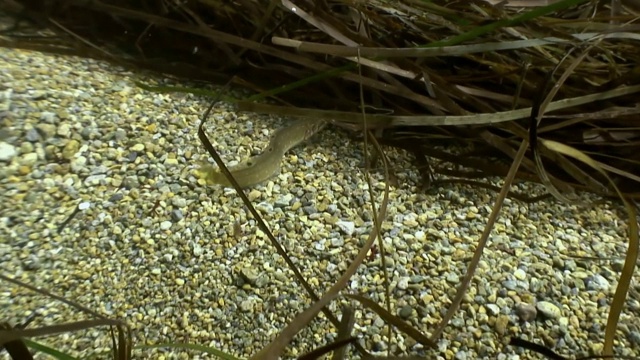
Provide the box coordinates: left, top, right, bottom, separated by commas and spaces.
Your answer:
330, 237, 344, 247
25, 128, 41, 142
21, 254, 40, 271
529, 278, 543, 293
326, 204, 338, 214
274, 194, 293, 208
586, 274, 610, 291
240, 267, 259, 285
611, 259, 625, 272
302, 205, 317, 215
39, 111, 56, 123
170, 209, 183, 221
255, 274, 270, 288
172, 197, 187, 208
256, 202, 273, 213
115, 128, 127, 141
80, 127, 93, 140
108, 193, 124, 202
373, 317, 385, 328
502, 280, 518, 290
30, 170, 43, 179
398, 305, 413, 319
515, 302, 537, 322
451, 317, 465, 328
446, 273, 460, 284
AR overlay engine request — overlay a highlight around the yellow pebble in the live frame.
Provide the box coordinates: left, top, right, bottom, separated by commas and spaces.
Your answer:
18, 165, 31, 175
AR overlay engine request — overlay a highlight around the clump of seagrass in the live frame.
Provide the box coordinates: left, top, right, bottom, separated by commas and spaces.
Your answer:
1, 0, 639, 197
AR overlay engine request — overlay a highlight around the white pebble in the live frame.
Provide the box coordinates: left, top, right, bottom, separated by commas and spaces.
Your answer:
0, 142, 17, 161
160, 221, 172, 230
537, 301, 562, 319
57, 123, 71, 137
335, 220, 355, 236
514, 269, 526, 280
130, 143, 145, 152
20, 152, 38, 166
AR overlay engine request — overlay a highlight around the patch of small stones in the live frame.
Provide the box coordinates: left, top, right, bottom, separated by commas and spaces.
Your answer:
0, 47, 638, 360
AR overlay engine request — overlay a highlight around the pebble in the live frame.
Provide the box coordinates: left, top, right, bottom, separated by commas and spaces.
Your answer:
170, 209, 183, 221
398, 305, 413, 319
62, 140, 80, 159
495, 315, 510, 336
486, 304, 500, 316
515, 302, 537, 322
36, 123, 56, 138
0, 141, 16, 161
335, 220, 355, 235
330, 237, 344, 247
25, 128, 40, 142
274, 194, 293, 208
396, 276, 410, 290
248, 189, 261, 202
537, 301, 562, 319
20, 152, 38, 166
1, 47, 637, 360
586, 274, 610, 291
446, 273, 460, 284
57, 123, 71, 137
130, 143, 145, 152
513, 268, 526, 280
171, 197, 187, 208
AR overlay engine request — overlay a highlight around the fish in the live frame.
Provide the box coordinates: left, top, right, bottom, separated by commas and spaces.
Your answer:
197, 118, 327, 188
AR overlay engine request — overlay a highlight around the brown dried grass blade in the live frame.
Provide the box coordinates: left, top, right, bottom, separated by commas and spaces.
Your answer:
0, 323, 33, 360
331, 306, 356, 360
0, 320, 125, 345
238, 82, 640, 126
297, 337, 357, 360
529, 37, 602, 204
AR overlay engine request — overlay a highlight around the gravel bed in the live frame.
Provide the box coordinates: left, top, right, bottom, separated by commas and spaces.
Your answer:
1, 47, 639, 359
